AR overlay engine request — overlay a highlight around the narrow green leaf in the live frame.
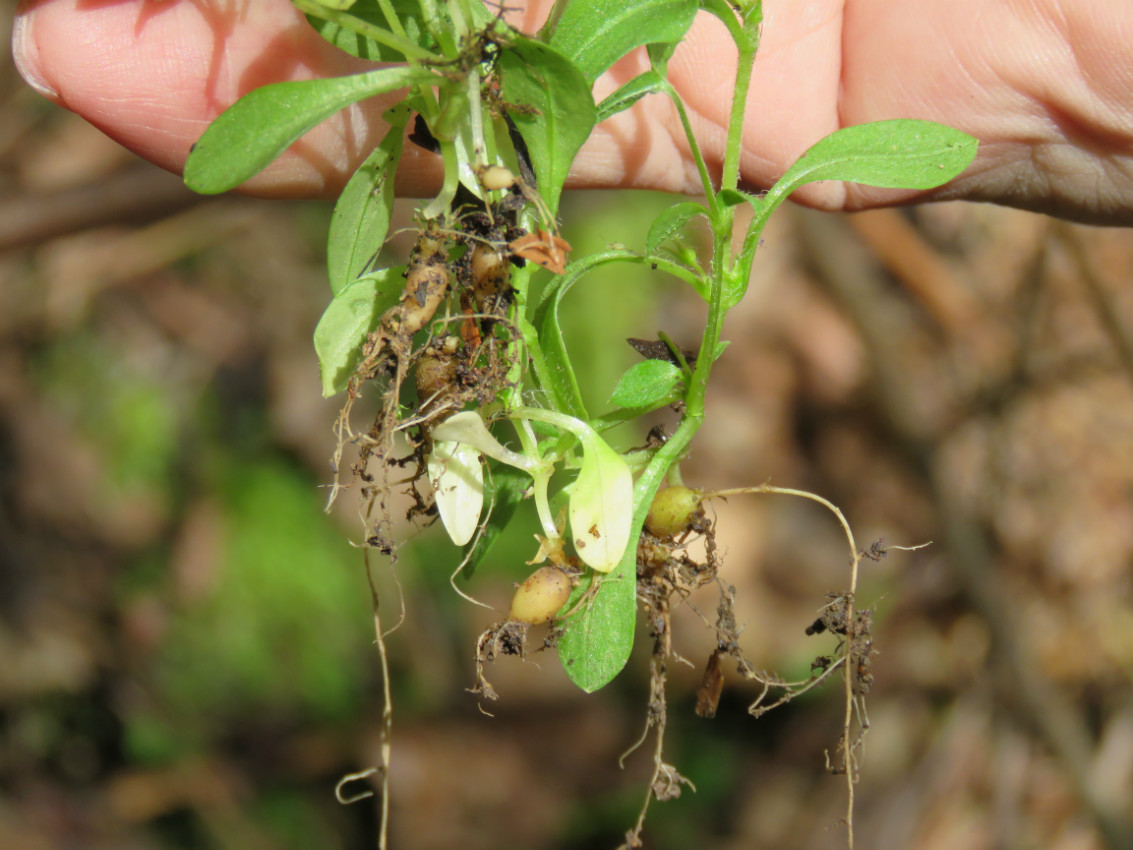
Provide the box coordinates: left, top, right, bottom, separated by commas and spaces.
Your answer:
609, 360, 683, 408
530, 249, 655, 420
645, 200, 707, 255
531, 253, 633, 421
732, 120, 978, 306
537, 304, 590, 421
550, 0, 698, 84
498, 36, 595, 215
184, 66, 436, 194
558, 531, 637, 692
314, 266, 404, 396
327, 106, 408, 296
774, 119, 978, 197
595, 71, 665, 123
717, 188, 755, 208
460, 463, 528, 579
303, 0, 437, 61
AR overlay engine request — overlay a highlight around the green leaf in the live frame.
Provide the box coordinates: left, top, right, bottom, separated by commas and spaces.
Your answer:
645, 200, 707, 255
609, 360, 683, 408
327, 105, 409, 296
732, 120, 978, 306
303, 0, 437, 61
498, 37, 595, 216
536, 300, 590, 421
184, 65, 436, 194
550, 0, 698, 84
717, 188, 754, 208
314, 266, 404, 396
460, 463, 528, 579
595, 71, 666, 123
773, 119, 978, 197
558, 534, 637, 692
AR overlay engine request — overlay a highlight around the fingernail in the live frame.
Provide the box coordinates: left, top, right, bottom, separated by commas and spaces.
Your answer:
11, 12, 60, 100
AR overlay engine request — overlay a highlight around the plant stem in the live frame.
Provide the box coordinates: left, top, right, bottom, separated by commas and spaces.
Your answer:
292, 0, 439, 61
720, 21, 758, 195
374, 0, 408, 40
685, 226, 729, 420
511, 417, 559, 539
663, 82, 719, 220
422, 141, 459, 218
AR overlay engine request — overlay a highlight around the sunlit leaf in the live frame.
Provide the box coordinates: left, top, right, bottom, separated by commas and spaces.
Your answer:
431, 411, 532, 471
773, 119, 978, 197
558, 539, 637, 692
498, 37, 595, 216
327, 105, 408, 296
609, 360, 683, 408
595, 71, 665, 123
645, 200, 707, 255
184, 65, 436, 194
304, 0, 437, 61
314, 266, 404, 396
550, 0, 698, 84
731, 120, 979, 306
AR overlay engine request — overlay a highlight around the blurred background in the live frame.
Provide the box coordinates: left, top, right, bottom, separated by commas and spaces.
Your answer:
2, 9, 1133, 850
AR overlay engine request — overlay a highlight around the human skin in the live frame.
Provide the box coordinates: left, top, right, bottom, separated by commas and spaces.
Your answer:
11, 0, 1133, 224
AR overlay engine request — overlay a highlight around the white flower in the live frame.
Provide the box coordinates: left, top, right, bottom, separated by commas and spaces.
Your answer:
427, 440, 484, 546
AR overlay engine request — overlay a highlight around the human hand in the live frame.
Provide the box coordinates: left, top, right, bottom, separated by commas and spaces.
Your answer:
12, 0, 1133, 224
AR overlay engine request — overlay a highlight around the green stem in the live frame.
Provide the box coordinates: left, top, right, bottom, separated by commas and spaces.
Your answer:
422, 141, 459, 218
663, 81, 719, 220
512, 407, 596, 442
467, 66, 485, 165
720, 35, 757, 194
374, 0, 408, 40
588, 394, 684, 434
418, 0, 459, 57
685, 225, 730, 420
535, 249, 704, 312
292, 0, 439, 62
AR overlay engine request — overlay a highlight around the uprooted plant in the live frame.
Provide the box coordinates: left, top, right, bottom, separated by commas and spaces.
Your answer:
183, 0, 977, 845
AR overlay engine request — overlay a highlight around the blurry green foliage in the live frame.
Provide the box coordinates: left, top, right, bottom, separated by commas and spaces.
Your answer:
145, 459, 373, 752
32, 331, 181, 500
